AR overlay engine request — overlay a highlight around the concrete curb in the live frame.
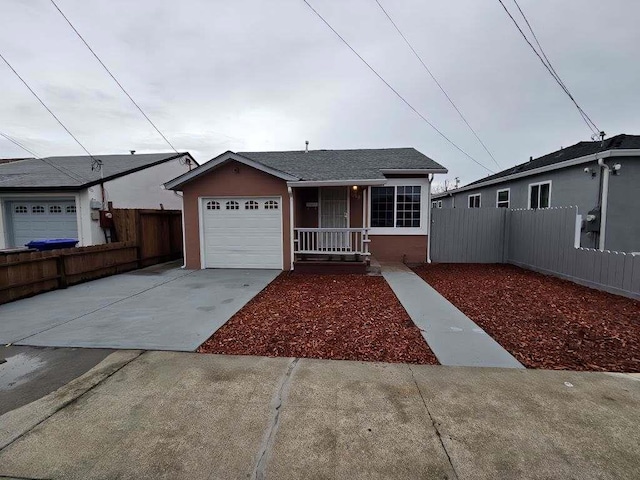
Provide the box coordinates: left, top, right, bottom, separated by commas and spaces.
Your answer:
0, 349, 143, 451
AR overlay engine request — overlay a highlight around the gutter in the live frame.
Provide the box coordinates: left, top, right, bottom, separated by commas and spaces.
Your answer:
286, 179, 387, 188
597, 157, 610, 251
432, 148, 640, 198
426, 174, 433, 263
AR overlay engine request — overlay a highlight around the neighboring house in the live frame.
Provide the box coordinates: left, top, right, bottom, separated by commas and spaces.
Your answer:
432, 134, 640, 253
0, 152, 196, 249
164, 148, 448, 271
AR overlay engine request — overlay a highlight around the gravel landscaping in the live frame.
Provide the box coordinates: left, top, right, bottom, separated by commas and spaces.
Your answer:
198, 273, 438, 364
413, 263, 640, 372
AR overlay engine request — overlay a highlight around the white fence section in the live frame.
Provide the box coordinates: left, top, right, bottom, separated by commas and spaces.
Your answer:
294, 228, 370, 256
431, 206, 640, 300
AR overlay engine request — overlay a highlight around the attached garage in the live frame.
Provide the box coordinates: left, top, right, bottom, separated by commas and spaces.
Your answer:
201, 196, 283, 269
6, 199, 78, 247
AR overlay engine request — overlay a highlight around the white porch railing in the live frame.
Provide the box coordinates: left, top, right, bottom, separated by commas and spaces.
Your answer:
294, 228, 370, 256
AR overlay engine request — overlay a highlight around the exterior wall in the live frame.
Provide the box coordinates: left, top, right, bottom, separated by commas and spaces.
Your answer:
349, 188, 364, 228
181, 160, 291, 270
368, 235, 427, 263
435, 163, 604, 249
103, 157, 191, 210
294, 187, 319, 228
605, 157, 640, 253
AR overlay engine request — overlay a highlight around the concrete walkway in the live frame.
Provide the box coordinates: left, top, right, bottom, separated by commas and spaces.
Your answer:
1, 351, 638, 479
381, 262, 523, 368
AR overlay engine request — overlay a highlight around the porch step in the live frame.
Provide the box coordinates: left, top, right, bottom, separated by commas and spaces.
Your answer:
293, 260, 367, 274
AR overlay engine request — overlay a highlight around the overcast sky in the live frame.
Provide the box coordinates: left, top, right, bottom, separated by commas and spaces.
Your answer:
1, 0, 639, 186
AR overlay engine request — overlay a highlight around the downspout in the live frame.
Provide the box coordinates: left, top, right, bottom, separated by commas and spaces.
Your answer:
288, 186, 294, 271
597, 158, 610, 251
426, 174, 433, 263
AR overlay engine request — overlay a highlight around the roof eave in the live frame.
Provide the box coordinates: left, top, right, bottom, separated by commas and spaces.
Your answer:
164, 151, 299, 190
287, 179, 388, 187
380, 168, 448, 175
433, 148, 640, 198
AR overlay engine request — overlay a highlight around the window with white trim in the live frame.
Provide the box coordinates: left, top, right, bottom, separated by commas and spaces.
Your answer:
431, 201, 437, 209
370, 185, 421, 228
245, 200, 259, 210
496, 189, 510, 208
264, 200, 279, 210
225, 200, 239, 210
437, 200, 442, 208
206, 200, 220, 210
529, 181, 551, 209
468, 194, 481, 208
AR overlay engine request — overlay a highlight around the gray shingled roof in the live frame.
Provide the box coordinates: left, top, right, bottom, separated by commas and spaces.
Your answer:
237, 148, 446, 181
0, 152, 188, 190
465, 134, 640, 188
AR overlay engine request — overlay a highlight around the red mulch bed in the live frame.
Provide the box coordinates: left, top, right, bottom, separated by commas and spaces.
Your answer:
198, 273, 438, 365
413, 263, 640, 372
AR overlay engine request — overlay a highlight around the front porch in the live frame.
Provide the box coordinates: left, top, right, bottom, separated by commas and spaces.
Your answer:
292, 185, 371, 273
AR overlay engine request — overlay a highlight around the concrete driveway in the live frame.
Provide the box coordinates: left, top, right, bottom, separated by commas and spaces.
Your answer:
0, 351, 638, 479
0, 262, 279, 351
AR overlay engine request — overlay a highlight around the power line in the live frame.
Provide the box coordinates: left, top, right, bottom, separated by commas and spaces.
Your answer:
374, 0, 501, 169
301, 0, 495, 174
496, 0, 600, 136
0, 50, 103, 170
49, 0, 179, 154
0, 131, 91, 183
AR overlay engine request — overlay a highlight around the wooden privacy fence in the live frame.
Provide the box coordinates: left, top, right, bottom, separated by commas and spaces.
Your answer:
0, 242, 138, 304
431, 206, 640, 300
0, 208, 183, 305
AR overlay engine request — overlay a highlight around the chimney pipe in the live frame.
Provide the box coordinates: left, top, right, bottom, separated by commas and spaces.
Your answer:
130, 150, 136, 155
305, 141, 309, 153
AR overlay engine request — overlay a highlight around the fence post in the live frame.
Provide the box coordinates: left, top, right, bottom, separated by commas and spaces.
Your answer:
57, 255, 68, 289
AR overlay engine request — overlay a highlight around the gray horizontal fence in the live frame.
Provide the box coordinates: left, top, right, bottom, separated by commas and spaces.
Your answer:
431, 206, 640, 300
431, 207, 506, 263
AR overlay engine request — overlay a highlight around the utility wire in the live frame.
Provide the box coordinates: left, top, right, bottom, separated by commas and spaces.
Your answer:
0, 50, 103, 170
49, 0, 179, 154
301, 0, 495, 174
0, 131, 91, 182
374, 0, 501, 169
497, 0, 600, 136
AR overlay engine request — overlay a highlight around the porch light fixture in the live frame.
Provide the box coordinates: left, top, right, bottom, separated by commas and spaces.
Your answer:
352, 185, 358, 191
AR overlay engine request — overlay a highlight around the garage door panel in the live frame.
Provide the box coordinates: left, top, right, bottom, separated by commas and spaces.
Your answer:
201, 197, 283, 269
9, 200, 78, 247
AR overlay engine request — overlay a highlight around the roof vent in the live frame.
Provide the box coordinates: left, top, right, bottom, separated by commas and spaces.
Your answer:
529, 156, 533, 162
305, 141, 309, 153
130, 150, 136, 155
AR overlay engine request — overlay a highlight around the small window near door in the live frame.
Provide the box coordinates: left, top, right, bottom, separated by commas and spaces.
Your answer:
49, 205, 62, 214
245, 200, 259, 210
226, 200, 240, 210
496, 189, 510, 208
14, 205, 28, 214
206, 201, 220, 210
264, 200, 279, 210
32, 205, 45, 214
66, 205, 76, 214
529, 181, 551, 209
468, 194, 481, 208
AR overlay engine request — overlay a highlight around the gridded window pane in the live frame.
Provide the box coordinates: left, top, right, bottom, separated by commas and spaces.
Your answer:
264, 200, 279, 210
226, 200, 239, 210
66, 205, 76, 214
206, 201, 220, 210
32, 205, 45, 214
245, 201, 259, 210
49, 205, 62, 214
14, 205, 28, 214
396, 186, 421, 227
371, 187, 394, 227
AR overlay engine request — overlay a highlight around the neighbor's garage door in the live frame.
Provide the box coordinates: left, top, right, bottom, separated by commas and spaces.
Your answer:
9, 200, 78, 247
201, 197, 283, 269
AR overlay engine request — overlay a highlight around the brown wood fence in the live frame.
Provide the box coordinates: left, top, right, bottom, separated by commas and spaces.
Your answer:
0, 208, 183, 305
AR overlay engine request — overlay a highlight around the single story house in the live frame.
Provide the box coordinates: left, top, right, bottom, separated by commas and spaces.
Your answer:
0, 152, 196, 249
432, 134, 640, 253
164, 147, 448, 271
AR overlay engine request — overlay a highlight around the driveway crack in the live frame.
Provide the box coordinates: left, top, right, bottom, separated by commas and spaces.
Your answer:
250, 357, 300, 480
408, 365, 459, 480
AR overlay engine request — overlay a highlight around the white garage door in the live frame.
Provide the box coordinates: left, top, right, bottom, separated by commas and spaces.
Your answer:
9, 200, 78, 247
201, 197, 283, 269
